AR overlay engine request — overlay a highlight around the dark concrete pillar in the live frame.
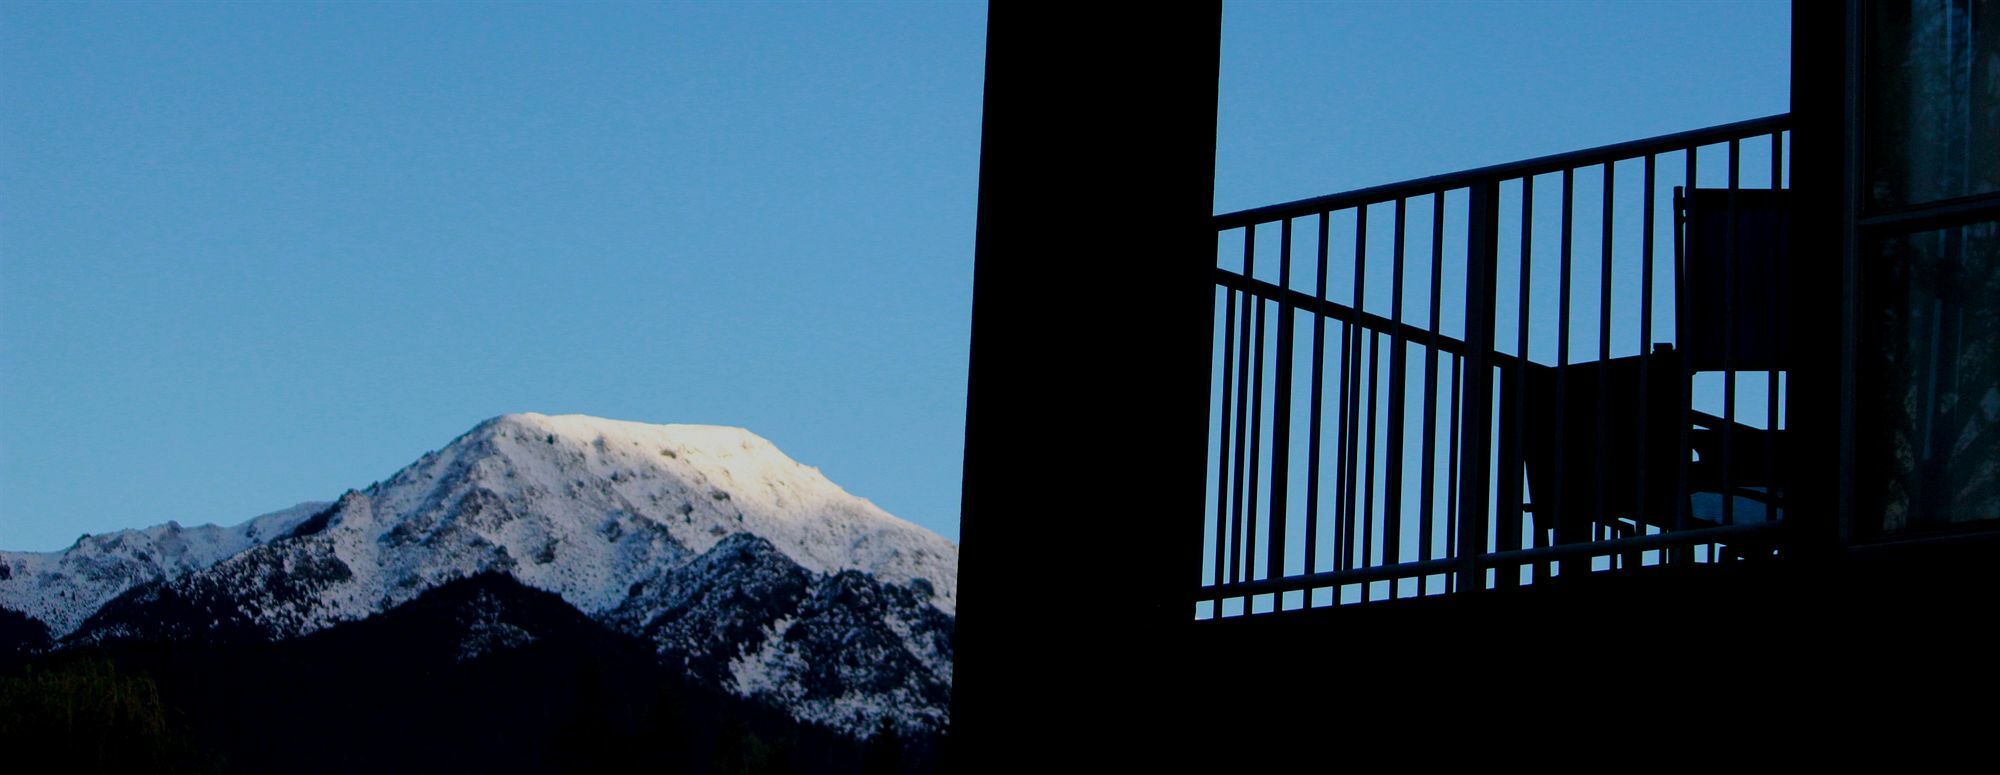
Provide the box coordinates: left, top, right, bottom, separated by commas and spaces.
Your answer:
951, 3, 1221, 765
1786, 1, 1853, 556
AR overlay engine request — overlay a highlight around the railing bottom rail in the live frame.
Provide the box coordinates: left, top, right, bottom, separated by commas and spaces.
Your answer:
1197, 522, 1782, 605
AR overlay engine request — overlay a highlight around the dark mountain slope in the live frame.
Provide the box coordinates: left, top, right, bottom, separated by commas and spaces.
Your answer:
37, 574, 935, 774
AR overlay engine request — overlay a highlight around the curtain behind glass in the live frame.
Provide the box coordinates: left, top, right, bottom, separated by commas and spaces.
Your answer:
1864, 0, 1999, 210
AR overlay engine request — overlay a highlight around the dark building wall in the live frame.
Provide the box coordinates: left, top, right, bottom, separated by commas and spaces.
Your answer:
951, 3, 1221, 766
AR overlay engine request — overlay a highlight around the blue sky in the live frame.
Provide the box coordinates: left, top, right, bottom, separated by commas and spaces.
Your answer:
0, 1, 1788, 551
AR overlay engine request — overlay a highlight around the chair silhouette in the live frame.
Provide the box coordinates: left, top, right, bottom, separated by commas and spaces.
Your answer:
1677, 186, 1791, 529
1504, 348, 1686, 549
1501, 187, 1791, 557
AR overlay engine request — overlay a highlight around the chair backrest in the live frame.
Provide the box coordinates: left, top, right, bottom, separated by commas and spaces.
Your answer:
1678, 187, 1793, 372
1503, 348, 1688, 537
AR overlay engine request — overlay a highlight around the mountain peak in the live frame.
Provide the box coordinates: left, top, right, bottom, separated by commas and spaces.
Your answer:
481, 412, 768, 445
427, 414, 956, 612
472, 413, 826, 492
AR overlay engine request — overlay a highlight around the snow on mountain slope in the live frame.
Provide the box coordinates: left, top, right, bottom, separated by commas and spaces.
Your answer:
602, 530, 952, 734
462, 413, 958, 614
0, 501, 327, 636
724, 564, 954, 734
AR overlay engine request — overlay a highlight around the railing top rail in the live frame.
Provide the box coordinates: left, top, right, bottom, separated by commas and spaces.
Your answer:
1211, 113, 1791, 230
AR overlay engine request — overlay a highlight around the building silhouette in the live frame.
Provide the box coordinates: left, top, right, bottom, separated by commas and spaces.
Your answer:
953, 3, 1997, 763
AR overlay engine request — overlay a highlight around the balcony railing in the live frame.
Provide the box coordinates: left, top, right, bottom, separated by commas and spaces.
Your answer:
1199, 114, 1794, 618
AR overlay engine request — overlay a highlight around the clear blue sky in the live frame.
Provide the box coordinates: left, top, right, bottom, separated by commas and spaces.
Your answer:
0, 1, 1788, 552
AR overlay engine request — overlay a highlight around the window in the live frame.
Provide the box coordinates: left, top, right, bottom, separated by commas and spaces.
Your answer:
1863, 0, 2000, 210
1862, 221, 2000, 533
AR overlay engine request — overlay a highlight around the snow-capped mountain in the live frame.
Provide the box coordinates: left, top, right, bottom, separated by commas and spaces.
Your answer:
0, 413, 957, 736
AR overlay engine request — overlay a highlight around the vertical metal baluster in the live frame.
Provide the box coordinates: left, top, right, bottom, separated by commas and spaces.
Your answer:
1362, 327, 1379, 598
1361, 211, 1386, 592
1516, 177, 1536, 582
1419, 194, 1446, 595
1723, 139, 1740, 529
1554, 169, 1575, 564
1384, 198, 1409, 597
1638, 154, 1658, 557
1305, 213, 1330, 579
1455, 181, 1501, 594
1416, 195, 1448, 595
1247, 286, 1267, 584
1343, 208, 1371, 574
1446, 354, 1462, 591
1332, 274, 1355, 577
1269, 219, 1296, 590
1214, 263, 1238, 591
1674, 149, 1698, 562
1231, 228, 1256, 586
1597, 161, 1615, 570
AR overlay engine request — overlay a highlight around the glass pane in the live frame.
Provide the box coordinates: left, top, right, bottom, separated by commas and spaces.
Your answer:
1864, 0, 2000, 210
1861, 220, 2000, 534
